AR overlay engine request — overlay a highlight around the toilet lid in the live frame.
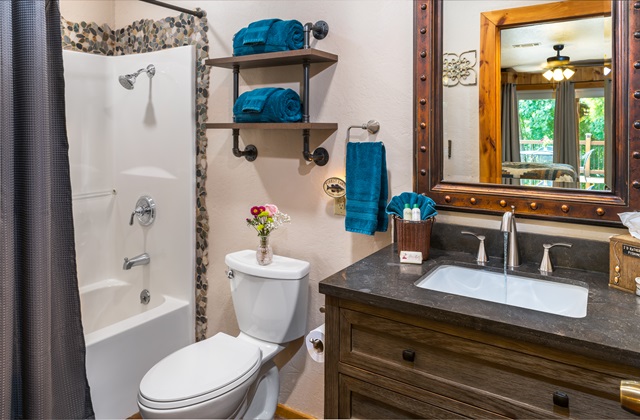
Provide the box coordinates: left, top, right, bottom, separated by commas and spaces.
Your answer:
139, 333, 261, 408
225, 250, 310, 279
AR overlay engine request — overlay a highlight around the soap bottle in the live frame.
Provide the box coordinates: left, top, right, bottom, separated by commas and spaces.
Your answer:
403, 204, 412, 220
411, 204, 421, 221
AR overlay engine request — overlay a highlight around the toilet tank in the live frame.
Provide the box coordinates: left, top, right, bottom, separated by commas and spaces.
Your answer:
225, 250, 310, 344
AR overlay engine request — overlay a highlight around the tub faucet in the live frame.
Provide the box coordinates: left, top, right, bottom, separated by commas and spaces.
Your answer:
123, 253, 150, 270
500, 206, 520, 268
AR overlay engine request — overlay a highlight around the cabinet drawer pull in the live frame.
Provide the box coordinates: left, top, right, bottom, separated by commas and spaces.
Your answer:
553, 391, 569, 408
402, 349, 416, 362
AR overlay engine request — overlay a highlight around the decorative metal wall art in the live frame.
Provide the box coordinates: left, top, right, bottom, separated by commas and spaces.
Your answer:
443, 50, 477, 87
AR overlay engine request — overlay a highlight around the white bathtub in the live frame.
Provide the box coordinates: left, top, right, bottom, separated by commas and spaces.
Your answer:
80, 279, 193, 419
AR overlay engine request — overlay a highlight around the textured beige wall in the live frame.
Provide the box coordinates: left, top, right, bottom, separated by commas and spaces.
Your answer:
196, 2, 413, 416
60, 0, 115, 26
62, 1, 625, 418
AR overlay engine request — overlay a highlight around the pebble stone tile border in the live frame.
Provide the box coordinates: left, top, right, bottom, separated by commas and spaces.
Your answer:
61, 11, 211, 341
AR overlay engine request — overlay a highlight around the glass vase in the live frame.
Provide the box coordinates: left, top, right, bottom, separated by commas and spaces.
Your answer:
256, 235, 273, 266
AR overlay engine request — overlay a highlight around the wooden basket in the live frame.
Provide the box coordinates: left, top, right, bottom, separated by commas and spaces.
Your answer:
394, 216, 434, 261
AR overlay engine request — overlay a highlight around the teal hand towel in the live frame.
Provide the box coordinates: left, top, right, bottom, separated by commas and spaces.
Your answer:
386, 192, 437, 220
345, 142, 389, 235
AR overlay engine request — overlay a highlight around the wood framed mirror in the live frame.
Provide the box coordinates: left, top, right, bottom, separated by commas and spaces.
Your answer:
414, 0, 639, 226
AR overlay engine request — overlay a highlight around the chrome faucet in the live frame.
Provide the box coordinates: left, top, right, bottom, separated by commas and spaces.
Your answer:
500, 206, 520, 268
123, 253, 150, 270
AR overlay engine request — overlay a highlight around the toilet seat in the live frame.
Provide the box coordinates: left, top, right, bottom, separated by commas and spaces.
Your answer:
138, 333, 261, 410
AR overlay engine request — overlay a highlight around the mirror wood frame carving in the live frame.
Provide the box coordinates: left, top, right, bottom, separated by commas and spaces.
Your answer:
414, 0, 638, 226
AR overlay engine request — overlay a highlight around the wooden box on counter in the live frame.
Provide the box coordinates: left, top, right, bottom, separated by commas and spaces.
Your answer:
609, 234, 640, 293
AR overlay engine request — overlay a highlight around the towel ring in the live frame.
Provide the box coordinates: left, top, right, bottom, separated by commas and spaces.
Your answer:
346, 120, 380, 142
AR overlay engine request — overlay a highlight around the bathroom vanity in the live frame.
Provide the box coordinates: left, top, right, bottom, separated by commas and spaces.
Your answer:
319, 244, 640, 419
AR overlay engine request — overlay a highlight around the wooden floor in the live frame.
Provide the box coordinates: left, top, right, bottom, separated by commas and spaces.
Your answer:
275, 404, 315, 419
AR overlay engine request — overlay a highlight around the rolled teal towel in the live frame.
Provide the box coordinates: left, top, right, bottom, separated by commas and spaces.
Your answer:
233, 19, 304, 56
345, 142, 389, 235
233, 88, 302, 123
386, 192, 437, 220
242, 18, 280, 45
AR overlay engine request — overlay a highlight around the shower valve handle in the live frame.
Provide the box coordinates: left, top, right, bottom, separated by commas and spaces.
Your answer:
129, 196, 156, 227
129, 206, 146, 225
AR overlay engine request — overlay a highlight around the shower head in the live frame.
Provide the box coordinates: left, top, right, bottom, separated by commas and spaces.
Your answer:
118, 74, 136, 90
118, 64, 156, 90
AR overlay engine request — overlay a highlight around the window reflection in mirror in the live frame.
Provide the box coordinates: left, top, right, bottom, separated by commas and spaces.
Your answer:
442, 0, 612, 191
515, 86, 611, 191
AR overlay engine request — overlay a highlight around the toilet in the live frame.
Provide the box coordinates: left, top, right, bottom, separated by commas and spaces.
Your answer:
137, 249, 310, 419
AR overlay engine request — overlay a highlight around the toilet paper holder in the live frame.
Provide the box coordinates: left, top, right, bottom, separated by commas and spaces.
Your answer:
306, 323, 325, 363
310, 307, 325, 351
309, 337, 324, 352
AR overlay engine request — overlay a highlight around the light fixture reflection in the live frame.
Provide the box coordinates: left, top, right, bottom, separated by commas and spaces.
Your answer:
604, 66, 612, 76
542, 67, 575, 82
553, 68, 564, 81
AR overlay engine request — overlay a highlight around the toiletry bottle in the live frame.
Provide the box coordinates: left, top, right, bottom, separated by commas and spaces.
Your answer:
403, 204, 412, 220
411, 204, 421, 221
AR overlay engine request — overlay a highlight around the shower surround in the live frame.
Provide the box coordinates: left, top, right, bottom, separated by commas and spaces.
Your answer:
62, 12, 211, 340
64, 45, 195, 418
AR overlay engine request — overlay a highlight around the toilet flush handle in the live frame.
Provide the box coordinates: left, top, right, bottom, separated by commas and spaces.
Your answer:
226, 269, 234, 279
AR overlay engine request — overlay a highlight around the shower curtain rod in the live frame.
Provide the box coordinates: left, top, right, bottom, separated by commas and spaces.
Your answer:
139, 0, 204, 19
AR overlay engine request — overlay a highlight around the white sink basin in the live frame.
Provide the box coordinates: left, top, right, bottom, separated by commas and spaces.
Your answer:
415, 265, 588, 318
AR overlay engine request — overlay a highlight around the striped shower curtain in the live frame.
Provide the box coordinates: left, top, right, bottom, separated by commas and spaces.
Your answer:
0, 0, 94, 418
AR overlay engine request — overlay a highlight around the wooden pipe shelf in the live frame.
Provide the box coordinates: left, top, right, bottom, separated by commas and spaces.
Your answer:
206, 48, 338, 166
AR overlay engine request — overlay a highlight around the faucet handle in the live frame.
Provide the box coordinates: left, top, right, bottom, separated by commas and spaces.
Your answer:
539, 243, 572, 274
461, 231, 488, 265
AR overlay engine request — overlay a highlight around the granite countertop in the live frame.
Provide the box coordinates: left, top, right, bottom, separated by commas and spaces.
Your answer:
319, 244, 640, 368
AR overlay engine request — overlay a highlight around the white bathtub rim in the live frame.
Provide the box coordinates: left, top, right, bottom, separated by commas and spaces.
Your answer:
79, 278, 129, 294
84, 295, 189, 347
